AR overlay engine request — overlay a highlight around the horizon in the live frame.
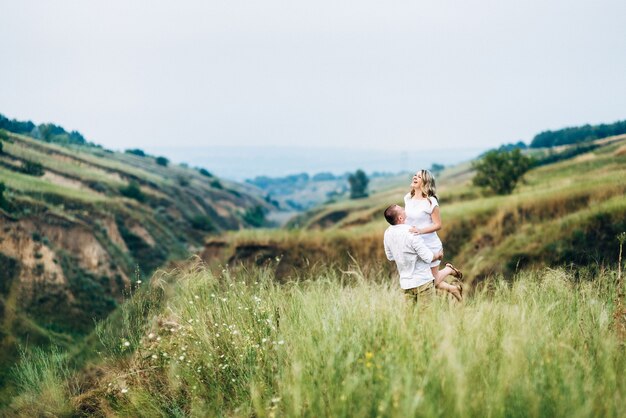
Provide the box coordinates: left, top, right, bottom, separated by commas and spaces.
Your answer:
143, 144, 485, 181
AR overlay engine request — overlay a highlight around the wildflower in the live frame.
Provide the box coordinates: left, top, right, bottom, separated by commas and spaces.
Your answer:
221, 298, 227, 302
123, 341, 130, 347
157, 337, 162, 342
148, 333, 156, 339
271, 397, 281, 403
151, 354, 158, 360
179, 355, 185, 361
121, 388, 129, 394
365, 352, 374, 360
137, 280, 142, 284
278, 340, 285, 345
262, 338, 268, 343
194, 295, 200, 299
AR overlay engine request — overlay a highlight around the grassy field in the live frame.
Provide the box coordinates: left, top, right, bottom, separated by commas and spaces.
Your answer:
7, 261, 626, 417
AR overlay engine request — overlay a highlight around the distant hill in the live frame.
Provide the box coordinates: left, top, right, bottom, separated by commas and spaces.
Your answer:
246, 171, 403, 212
0, 115, 271, 393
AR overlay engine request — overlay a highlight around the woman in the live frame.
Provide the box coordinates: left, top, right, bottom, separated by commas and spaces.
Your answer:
404, 169, 463, 301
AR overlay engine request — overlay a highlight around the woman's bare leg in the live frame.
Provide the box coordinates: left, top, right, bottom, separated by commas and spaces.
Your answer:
432, 265, 453, 287
431, 266, 461, 301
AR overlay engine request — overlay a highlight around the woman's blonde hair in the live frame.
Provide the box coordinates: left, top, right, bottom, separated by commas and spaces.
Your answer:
410, 169, 438, 202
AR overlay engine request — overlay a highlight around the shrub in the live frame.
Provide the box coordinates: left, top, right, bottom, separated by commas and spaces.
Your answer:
190, 215, 217, 232
0, 182, 6, 209
472, 149, 533, 195
120, 180, 145, 202
242, 205, 267, 227
22, 160, 44, 176
155, 156, 169, 167
125, 149, 146, 157
198, 168, 213, 177
177, 176, 190, 187
210, 180, 224, 189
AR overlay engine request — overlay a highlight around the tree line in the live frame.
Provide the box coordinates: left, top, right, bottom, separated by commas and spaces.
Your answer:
0, 113, 93, 147
530, 119, 626, 148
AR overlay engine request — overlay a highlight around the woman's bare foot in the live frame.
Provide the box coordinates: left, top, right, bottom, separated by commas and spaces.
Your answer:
437, 281, 462, 302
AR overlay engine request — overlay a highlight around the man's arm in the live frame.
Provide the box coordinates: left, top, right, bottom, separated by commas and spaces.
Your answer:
383, 236, 394, 261
409, 235, 438, 263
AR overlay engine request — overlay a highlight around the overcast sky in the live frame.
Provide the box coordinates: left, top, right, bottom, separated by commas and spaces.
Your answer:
1, 0, 625, 153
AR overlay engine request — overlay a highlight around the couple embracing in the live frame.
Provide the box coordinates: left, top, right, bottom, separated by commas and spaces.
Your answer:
383, 169, 463, 303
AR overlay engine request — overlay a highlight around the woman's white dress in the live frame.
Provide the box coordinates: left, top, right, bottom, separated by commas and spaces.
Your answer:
404, 193, 443, 267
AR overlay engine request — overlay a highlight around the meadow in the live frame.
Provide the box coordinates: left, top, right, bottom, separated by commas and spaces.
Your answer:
8, 260, 626, 417
3, 130, 626, 417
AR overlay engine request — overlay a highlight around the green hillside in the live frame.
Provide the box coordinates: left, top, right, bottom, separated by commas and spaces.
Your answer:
0, 123, 271, 397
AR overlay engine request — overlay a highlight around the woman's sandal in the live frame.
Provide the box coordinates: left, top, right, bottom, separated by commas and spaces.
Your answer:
445, 263, 464, 280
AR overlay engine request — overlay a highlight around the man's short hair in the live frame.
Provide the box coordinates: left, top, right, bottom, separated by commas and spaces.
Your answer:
384, 204, 401, 225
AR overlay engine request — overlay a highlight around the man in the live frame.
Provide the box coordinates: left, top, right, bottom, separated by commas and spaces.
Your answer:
383, 204, 451, 303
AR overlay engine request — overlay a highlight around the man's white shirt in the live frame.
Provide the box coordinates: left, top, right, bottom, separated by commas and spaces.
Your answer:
383, 224, 435, 289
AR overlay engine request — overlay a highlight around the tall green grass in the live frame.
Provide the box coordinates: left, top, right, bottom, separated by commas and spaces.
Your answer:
8, 263, 625, 417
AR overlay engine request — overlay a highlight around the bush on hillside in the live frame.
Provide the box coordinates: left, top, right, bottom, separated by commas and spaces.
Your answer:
472, 149, 533, 195
0, 140, 3, 154
0, 182, 7, 210
125, 149, 146, 157
210, 180, 224, 189
198, 168, 213, 177
120, 180, 145, 202
177, 176, 190, 187
190, 215, 217, 232
22, 160, 44, 176
155, 156, 169, 167
348, 169, 369, 199
243, 205, 267, 227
